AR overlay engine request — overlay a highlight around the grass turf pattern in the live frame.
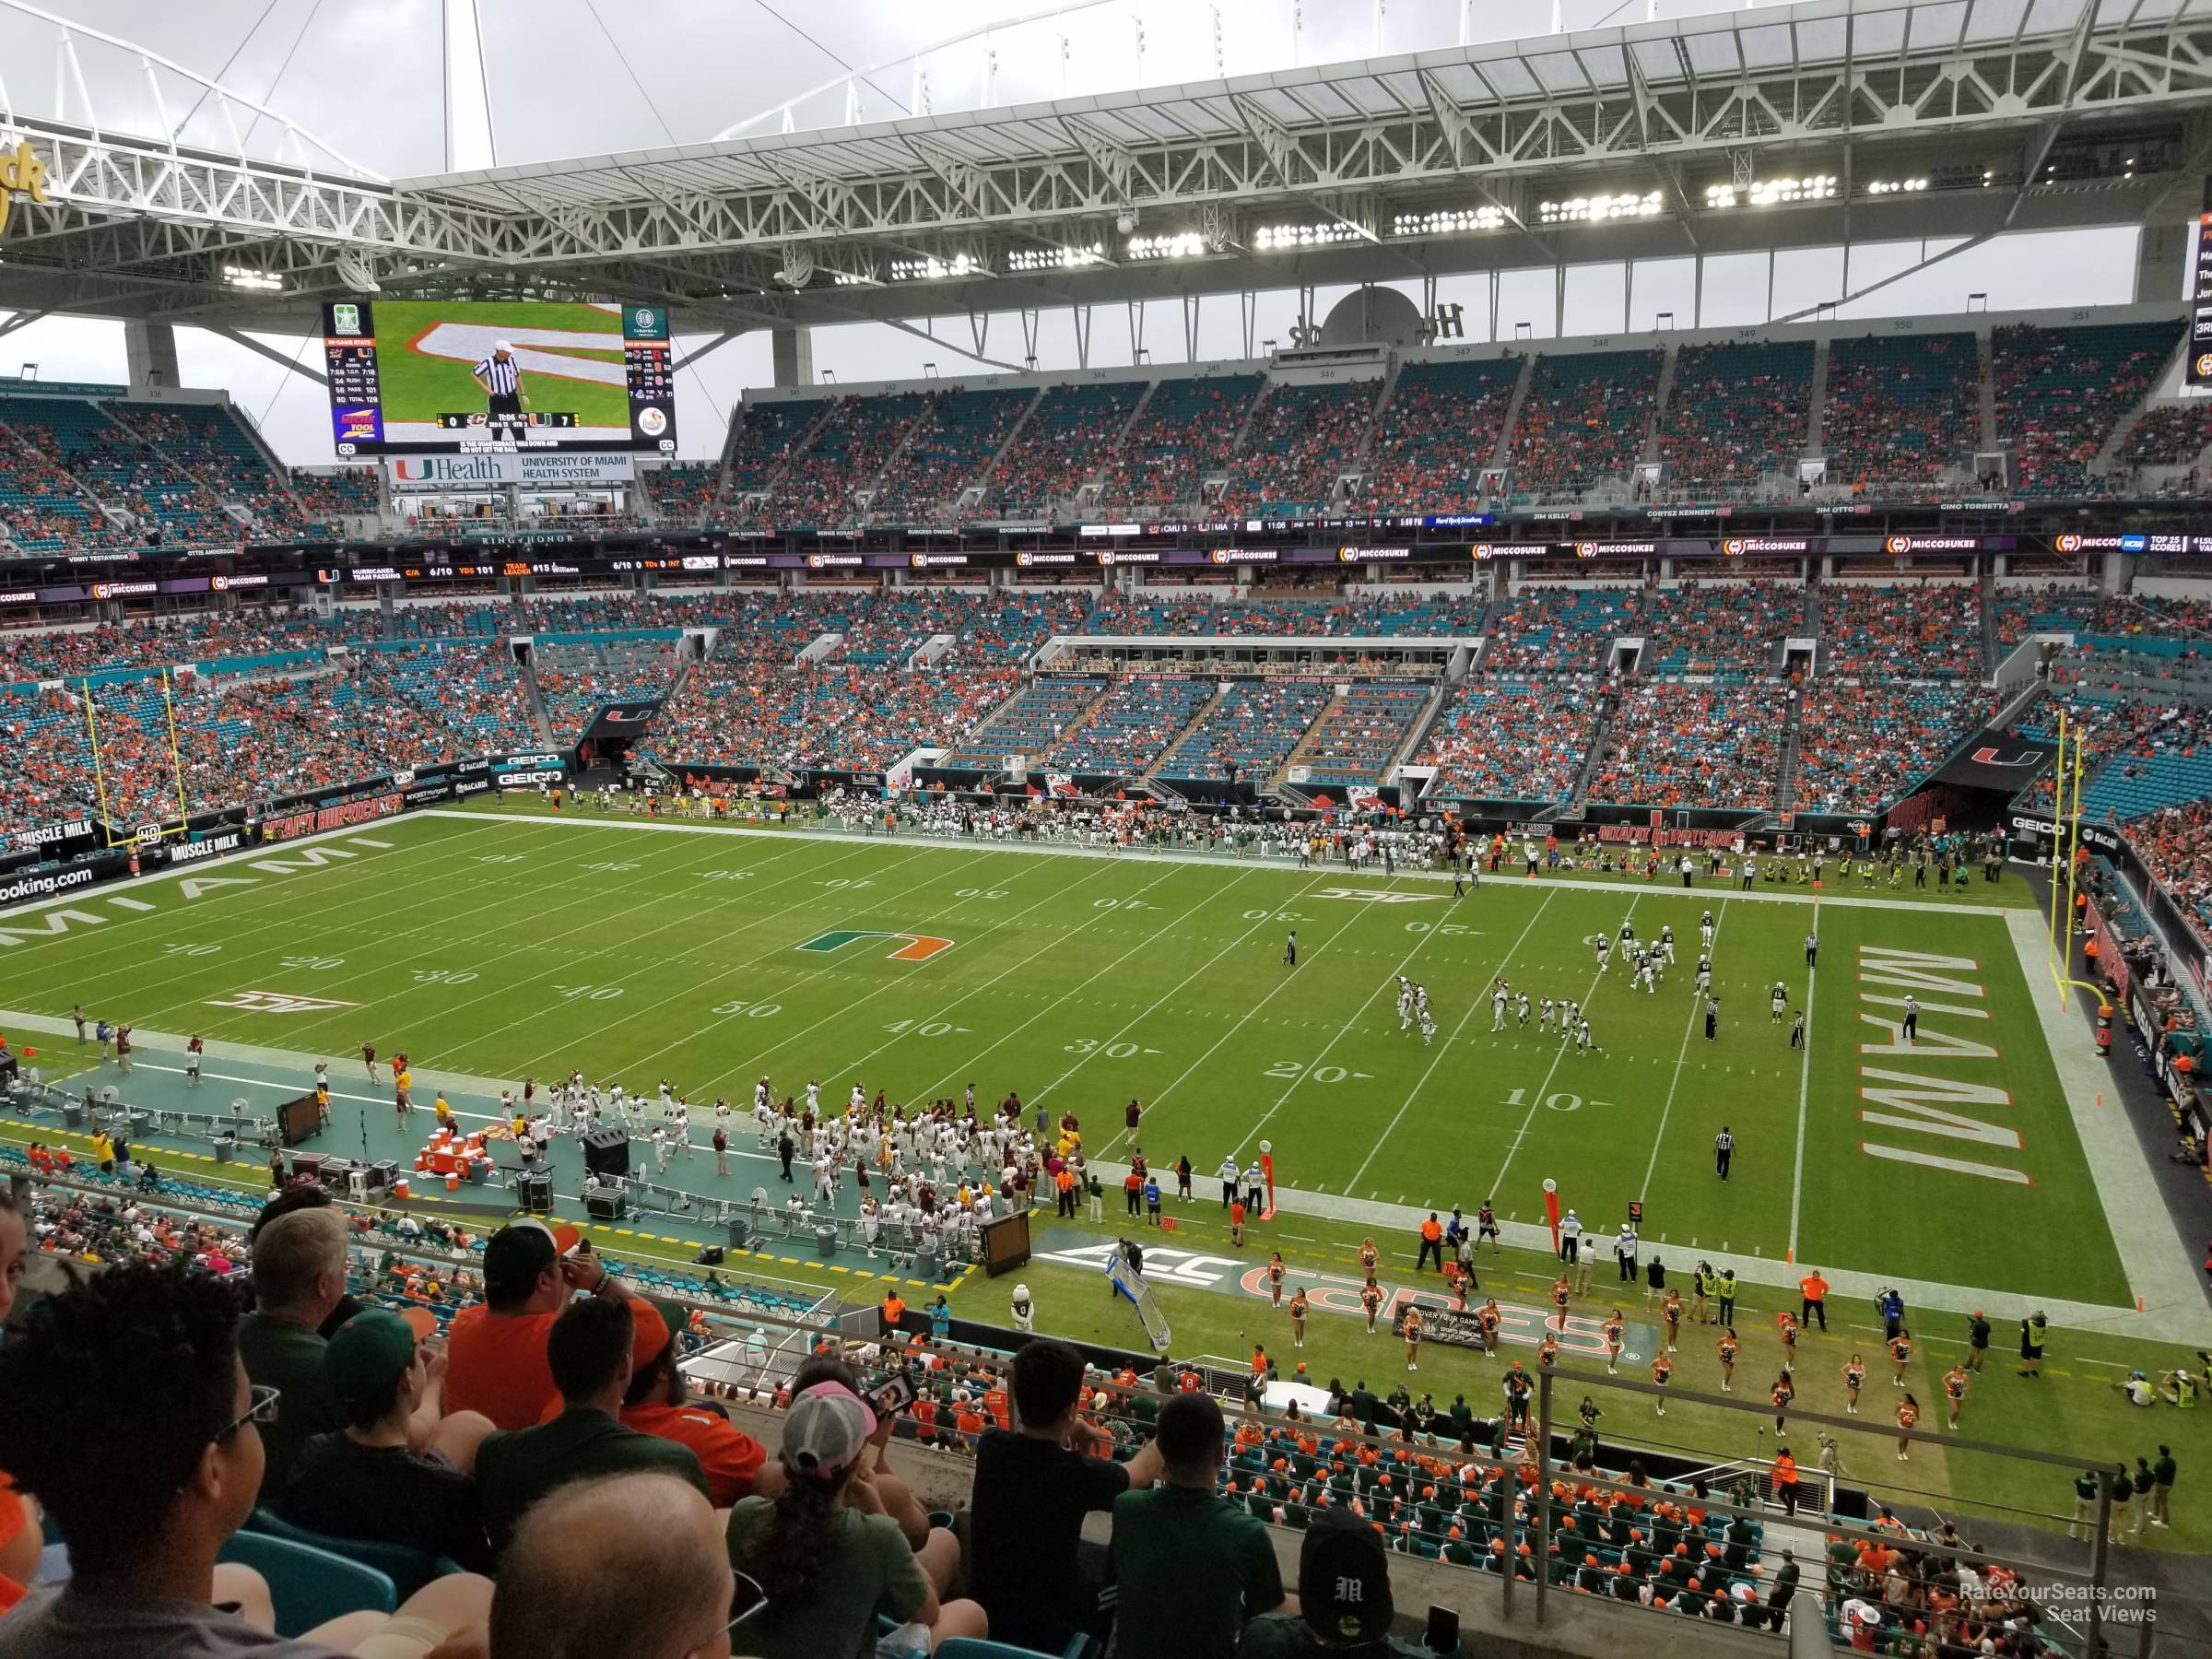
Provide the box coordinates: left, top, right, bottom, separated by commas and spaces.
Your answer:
0, 806, 2123, 1308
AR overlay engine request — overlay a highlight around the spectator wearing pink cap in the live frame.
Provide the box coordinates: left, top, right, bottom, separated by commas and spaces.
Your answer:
725, 1382, 987, 1657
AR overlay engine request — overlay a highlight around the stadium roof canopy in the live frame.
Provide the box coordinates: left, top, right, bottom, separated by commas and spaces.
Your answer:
0, 0, 2208, 342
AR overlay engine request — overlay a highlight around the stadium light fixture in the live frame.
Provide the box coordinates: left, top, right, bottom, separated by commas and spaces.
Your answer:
1392, 206, 1507, 237
1865, 177, 1929, 195
1007, 243, 1104, 272
221, 265, 284, 292
1537, 191, 1661, 225
889, 252, 983, 282
1704, 175, 1836, 209
1254, 220, 1367, 251
1124, 231, 1207, 261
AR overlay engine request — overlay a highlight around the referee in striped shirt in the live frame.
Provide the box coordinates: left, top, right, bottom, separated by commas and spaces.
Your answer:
472, 339, 527, 440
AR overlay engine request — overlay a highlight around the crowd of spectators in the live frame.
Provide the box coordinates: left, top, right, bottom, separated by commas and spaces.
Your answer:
1588, 683, 1785, 809
110, 404, 298, 533
1290, 682, 1431, 787
288, 467, 382, 535
1363, 357, 1522, 514
1657, 341, 1814, 499
2130, 799, 2212, 937
1481, 588, 1647, 674
1418, 677, 1602, 802
1639, 582, 1806, 677
637, 463, 722, 526
3, 397, 236, 546
723, 400, 827, 499
765, 393, 931, 528
536, 640, 687, 742
1218, 381, 1377, 518
1794, 683, 1991, 815
1503, 350, 1663, 498
1818, 583, 1982, 679
1095, 376, 1263, 514
984, 382, 1144, 516
1990, 320, 2181, 498
648, 661, 1019, 772
1818, 333, 1979, 492
1085, 591, 1485, 639
1159, 680, 1331, 782
2124, 403, 2212, 471
0, 422, 114, 551
1051, 676, 1218, 775
870, 388, 1035, 523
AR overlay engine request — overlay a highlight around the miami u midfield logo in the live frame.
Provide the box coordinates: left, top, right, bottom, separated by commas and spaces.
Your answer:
797, 929, 955, 962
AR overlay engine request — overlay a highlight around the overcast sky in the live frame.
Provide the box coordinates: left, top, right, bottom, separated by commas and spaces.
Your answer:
0, 0, 2165, 463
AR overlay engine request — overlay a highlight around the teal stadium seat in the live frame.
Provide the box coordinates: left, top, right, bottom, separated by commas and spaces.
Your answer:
218, 1529, 397, 1637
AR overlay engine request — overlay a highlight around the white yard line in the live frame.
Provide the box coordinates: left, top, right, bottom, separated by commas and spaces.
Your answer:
1632, 897, 1729, 1201
1786, 898, 1821, 1260
1030, 872, 1334, 1108
1345, 888, 1557, 1194
798, 863, 1190, 1098
1489, 893, 1643, 1197
1230, 883, 1476, 1163
592, 845, 1006, 1086
1099, 879, 1402, 1159
901, 866, 1243, 1102
2002, 907, 2212, 1334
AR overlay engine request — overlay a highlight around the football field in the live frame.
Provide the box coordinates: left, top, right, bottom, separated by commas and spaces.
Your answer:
0, 803, 2145, 1316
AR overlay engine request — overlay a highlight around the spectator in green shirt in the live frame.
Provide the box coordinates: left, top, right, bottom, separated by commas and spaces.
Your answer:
726, 1381, 987, 1659
1242, 1507, 1426, 1657
233, 1206, 353, 1505
1110, 1392, 1289, 1659
476, 1294, 709, 1557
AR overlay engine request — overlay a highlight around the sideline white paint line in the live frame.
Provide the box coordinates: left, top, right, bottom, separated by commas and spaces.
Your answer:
417, 809, 2021, 916
1786, 898, 1820, 1258
2003, 907, 2210, 1334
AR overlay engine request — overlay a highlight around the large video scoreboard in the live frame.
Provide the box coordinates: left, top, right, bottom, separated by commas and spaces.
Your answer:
322, 298, 677, 457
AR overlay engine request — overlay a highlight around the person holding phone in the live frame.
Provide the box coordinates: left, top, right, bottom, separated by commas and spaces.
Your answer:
446, 1219, 632, 1431
725, 1382, 988, 1658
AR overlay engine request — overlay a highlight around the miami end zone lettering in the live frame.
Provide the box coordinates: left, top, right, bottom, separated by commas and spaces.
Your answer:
264, 793, 403, 843
1854, 945, 2028, 1184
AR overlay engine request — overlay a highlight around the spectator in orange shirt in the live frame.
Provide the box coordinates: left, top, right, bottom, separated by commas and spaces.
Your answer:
612, 1299, 765, 1507
445, 1220, 631, 1431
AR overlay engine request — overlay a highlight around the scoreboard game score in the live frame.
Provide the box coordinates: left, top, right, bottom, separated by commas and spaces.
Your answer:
322, 298, 677, 457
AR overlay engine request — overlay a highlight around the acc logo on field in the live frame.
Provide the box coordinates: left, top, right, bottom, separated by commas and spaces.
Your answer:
206, 990, 361, 1015
797, 929, 955, 962
1313, 888, 1441, 904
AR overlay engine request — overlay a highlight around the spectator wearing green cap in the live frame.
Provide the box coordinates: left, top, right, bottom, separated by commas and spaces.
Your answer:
280, 1306, 499, 1571
447, 1219, 631, 1433
476, 1295, 708, 1558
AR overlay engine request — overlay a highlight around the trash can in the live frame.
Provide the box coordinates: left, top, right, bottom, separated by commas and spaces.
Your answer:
62, 1100, 84, 1129
814, 1223, 838, 1259
212, 1135, 234, 1165
913, 1247, 940, 1280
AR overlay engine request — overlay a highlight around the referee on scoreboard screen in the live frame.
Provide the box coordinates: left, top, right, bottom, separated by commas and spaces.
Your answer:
471, 339, 527, 440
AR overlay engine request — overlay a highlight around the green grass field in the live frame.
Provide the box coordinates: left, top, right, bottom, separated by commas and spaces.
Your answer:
0, 804, 2122, 1307
372, 300, 631, 430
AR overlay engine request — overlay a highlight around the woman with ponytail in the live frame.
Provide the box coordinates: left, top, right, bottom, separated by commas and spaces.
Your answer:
724, 1382, 987, 1656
